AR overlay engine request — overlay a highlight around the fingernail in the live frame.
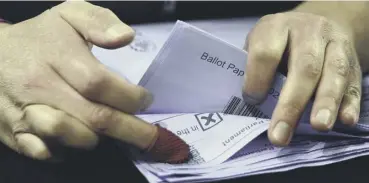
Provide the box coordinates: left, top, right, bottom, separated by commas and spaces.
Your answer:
271, 121, 291, 144
351, 110, 359, 124
16, 133, 51, 160
316, 109, 332, 127
106, 24, 134, 40
344, 108, 358, 125
242, 92, 264, 105
140, 90, 154, 111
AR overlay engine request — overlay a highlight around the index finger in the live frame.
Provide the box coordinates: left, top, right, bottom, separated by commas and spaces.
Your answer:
243, 15, 289, 104
57, 93, 190, 163
51, 48, 153, 114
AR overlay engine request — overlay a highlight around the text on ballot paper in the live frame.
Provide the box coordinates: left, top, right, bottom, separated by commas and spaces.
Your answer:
200, 52, 245, 77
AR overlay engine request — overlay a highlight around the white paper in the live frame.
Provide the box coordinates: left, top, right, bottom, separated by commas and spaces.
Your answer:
92, 18, 369, 183
134, 113, 269, 167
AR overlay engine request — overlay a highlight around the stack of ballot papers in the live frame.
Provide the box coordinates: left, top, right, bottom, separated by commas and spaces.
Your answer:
92, 19, 369, 183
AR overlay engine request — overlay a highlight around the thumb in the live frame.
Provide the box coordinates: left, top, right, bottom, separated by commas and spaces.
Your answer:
15, 133, 52, 160
52, 1, 135, 49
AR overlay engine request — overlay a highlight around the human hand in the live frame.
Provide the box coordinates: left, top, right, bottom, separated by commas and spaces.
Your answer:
0, 1, 188, 162
243, 12, 362, 146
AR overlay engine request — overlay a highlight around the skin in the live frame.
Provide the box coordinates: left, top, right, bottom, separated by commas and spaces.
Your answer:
243, 1, 369, 146
0, 1, 157, 160
0, 1, 369, 160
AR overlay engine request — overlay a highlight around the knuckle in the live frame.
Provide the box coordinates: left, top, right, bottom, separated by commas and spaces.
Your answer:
317, 16, 332, 32
350, 57, 362, 73
312, 16, 334, 38
23, 105, 37, 114
251, 43, 282, 63
327, 39, 353, 77
249, 14, 287, 64
260, 13, 283, 22
344, 42, 359, 70
80, 67, 106, 96
259, 14, 274, 22
23, 106, 66, 136
301, 61, 322, 79
88, 106, 119, 132
298, 51, 323, 79
273, 12, 285, 18
40, 113, 66, 136
340, 35, 352, 44
270, 13, 287, 22
12, 121, 30, 134
317, 16, 330, 27
330, 57, 350, 76
346, 85, 361, 99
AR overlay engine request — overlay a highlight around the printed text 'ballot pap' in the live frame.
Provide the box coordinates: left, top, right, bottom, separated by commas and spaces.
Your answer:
200, 52, 245, 77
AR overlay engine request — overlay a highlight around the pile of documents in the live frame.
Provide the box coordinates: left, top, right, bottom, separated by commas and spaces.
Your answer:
93, 20, 369, 183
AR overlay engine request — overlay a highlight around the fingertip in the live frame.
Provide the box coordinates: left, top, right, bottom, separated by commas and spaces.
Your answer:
267, 121, 292, 147
140, 89, 154, 112
54, 1, 136, 49
242, 91, 264, 105
267, 130, 289, 147
87, 24, 135, 49
310, 121, 332, 132
241, 83, 266, 105
15, 133, 52, 160
310, 122, 332, 132
339, 108, 359, 126
310, 109, 334, 131
105, 24, 135, 43
242, 72, 269, 106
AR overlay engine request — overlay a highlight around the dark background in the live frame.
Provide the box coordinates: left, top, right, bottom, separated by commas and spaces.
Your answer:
0, 1, 367, 183
0, 1, 301, 24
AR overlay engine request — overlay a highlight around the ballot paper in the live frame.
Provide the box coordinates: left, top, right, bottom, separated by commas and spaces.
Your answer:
92, 19, 369, 183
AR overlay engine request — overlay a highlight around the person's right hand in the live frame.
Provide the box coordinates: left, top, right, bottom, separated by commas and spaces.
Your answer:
243, 12, 362, 146
0, 1, 158, 160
